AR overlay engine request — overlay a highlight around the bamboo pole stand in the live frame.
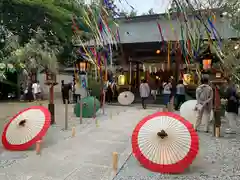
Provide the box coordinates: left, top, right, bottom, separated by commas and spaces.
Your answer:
112, 152, 118, 174
36, 140, 42, 155
72, 127, 76, 137
215, 127, 220, 137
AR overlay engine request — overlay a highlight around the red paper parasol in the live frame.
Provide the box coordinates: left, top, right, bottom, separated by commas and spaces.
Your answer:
2, 106, 51, 151
132, 112, 199, 174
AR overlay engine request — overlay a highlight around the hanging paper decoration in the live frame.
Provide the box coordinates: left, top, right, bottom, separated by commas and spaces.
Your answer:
143, 64, 146, 72
161, 63, 164, 71
149, 66, 152, 73
154, 67, 157, 73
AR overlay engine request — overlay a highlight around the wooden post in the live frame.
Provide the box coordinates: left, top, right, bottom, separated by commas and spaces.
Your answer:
102, 90, 105, 115
112, 152, 118, 173
93, 97, 98, 127
72, 127, 76, 137
80, 97, 83, 124
36, 140, 42, 155
215, 127, 220, 137
213, 85, 221, 137
65, 99, 68, 130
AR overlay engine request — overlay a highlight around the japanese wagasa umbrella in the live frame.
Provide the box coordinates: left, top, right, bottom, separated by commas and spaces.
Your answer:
118, 91, 135, 105
132, 112, 199, 173
180, 100, 213, 126
2, 106, 51, 151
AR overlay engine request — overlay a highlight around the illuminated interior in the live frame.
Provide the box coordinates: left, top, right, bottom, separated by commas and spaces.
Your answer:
183, 74, 194, 85
118, 75, 126, 85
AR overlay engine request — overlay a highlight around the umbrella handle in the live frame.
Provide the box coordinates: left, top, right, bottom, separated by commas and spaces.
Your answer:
157, 130, 168, 139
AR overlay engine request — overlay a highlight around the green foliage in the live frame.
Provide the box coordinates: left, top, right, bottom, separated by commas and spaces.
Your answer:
148, 8, 155, 15
0, 26, 59, 79
12, 28, 59, 73
2, 0, 83, 43
129, 10, 137, 17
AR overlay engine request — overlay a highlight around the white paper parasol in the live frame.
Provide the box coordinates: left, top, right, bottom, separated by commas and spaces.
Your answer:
2, 106, 51, 151
118, 91, 135, 105
132, 112, 199, 173
180, 100, 213, 125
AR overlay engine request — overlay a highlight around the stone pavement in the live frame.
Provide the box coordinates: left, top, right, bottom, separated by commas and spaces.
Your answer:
114, 112, 240, 180
0, 103, 160, 180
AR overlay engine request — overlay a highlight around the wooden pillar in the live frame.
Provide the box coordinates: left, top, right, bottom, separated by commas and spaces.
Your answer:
213, 84, 221, 137
136, 63, 140, 88
145, 70, 149, 82
129, 60, 132, 85
175, 53, 181, 82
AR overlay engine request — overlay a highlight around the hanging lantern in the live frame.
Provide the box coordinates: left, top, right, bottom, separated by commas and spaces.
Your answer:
203, 59, 212, 70
79, 61, 87, 71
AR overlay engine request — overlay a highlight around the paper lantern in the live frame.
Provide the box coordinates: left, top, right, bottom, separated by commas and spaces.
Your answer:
203, 59, 212, 70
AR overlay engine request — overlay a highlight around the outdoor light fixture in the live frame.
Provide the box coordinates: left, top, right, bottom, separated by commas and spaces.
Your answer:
156, 50, 161, 54
203, 59, 212, 70
118, 75, 125, 85
234, 44, 239, 50
216, 72, 222, 78
79, 61, 87, 71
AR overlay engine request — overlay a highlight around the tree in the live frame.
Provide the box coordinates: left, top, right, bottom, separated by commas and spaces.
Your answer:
0, 26, 59, 81
168, 0, 240, 31
1, 0, 85, 44
220, 40, 240, 80
129, 9, 137, 17
13, 28, 59, 74
148, 8, 155, 15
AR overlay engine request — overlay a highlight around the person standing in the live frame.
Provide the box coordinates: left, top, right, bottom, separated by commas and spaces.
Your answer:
111, 80, 118, 101
150, 79, 158, 101
139, 79, 150, 109
61, 80, 65, 104
175, 80, 186, 110
26, 82, 34, 102
195, 75, 213, 132
36, 81, 42, 100
106, 83, 113, 103
32, 81, 38, 100
225, 80, 239, 134
162, 80, 172, 109
74, 83, 81, 102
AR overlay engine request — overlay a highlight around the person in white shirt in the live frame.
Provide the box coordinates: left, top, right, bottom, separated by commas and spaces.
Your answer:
162, 80, 172, 108
139, 79, 150, 109
32, 81, 38, 100
36, 81, 42, 100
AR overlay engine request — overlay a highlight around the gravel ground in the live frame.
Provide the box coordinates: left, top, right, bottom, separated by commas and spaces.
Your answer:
114, 115, 240, 180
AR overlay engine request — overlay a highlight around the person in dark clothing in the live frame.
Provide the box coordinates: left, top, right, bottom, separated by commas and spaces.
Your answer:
175, 80, 186, 110
63, 83, 71, 104
61, 80, 65, 104
26, 83, 34, 102
225, 81, 239, 134
106, 83, 113, 103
